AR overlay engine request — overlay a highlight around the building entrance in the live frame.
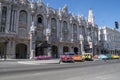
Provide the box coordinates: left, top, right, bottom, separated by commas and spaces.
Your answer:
16, 44, 27, 59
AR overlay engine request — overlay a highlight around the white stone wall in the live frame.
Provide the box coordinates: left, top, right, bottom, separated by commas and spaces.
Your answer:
100, 27, 120, 54
0, 0, 99, 59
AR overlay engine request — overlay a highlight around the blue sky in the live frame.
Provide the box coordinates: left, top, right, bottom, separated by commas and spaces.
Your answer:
35, 0, 120, 28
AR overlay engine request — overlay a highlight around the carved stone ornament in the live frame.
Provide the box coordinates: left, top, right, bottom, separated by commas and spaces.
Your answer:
30, 1, 36, 14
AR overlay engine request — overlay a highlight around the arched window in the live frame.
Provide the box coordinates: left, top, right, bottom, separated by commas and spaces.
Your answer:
38, 17, 42, 23
73, 24, 77, 41
19, 10, 27, 28
0, 7, 7, 32
51, 18, 57, 41
37, 16, 43, 24
63, 21, 68, 30
36, 15, 44, 41
73, 24, 77, 33
51, 18, 57, 29
63, 21, 68, 41
37, 14, 43, 25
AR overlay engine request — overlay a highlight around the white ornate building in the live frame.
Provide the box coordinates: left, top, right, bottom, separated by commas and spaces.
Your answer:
0, 0, 99, 59
99, 27, 120, 55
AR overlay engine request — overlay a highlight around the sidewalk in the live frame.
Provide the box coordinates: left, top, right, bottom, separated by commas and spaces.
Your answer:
0, 59, 60, 65
17, 59, 60, 65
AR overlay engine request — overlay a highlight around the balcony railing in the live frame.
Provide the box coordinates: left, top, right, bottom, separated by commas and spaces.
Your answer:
0, 32, 16, 38
36, 36, 46, 41
0, 32, 30, 40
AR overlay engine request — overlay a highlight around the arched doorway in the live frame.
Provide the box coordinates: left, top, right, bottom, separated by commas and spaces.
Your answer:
74, 47, 78, 54
16, 44, 27, 59
63, 46, 69, 54
36, 47, 44, 56
52, 45, 58, 58
35, 41, 50, 56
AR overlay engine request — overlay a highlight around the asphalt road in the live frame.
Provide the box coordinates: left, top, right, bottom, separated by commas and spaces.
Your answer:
0, 59, 120, 80
0, 59, 120, 74
0, 60, 120, 80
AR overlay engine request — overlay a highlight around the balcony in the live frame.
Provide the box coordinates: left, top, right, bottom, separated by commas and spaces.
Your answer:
0, 32, 16, 38
16, 35, 30, 40
19, 21, 27, 28
51, 37, 59, 43
36, 36, 46, 41
37, 23, 43, 28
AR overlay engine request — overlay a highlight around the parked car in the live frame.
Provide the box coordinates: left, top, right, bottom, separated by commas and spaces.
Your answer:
61, 52, 75, 62
105, 54, 113, 60
112, 55, 119, 59
34, 55, 52, 60
82, 53, 93, 61
98, 54, 108, 60
72, 55, 84, 62
93, 54, 99, 59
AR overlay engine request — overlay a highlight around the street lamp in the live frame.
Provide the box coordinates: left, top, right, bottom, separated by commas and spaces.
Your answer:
92, 31, 94, 57
46, 28, 51, 56
79, 34, 84, 54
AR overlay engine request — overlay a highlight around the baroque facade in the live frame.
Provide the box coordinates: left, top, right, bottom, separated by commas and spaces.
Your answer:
99, 27, 120, 55
0, 0, 99, 59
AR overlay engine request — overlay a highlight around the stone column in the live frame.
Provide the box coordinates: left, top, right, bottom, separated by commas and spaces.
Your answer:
58, 45, 63, 56
16, 10, 19, 33
70, 46, 74, 52
0, 2, 2, 31
46, 30, 52, 56
29, 33, 33, 59
11, 8, 14, 32
27, 41, 30, 59
77, 25, 79, 41
6, 5, 11, 33
81, 41, 84, 54
6, 41, 16, 59
27, 13, 31, 34
57, 19, 59, 40
47, 47, 51, 56
71, 24, 73, 42
6, 41, 11, 59
5, 41, 9, 59
45, 15, 51, 56
60, 21, 63, 41
29, 32, 36, 59
13, 10, 17, 32
12, 41, 16, 59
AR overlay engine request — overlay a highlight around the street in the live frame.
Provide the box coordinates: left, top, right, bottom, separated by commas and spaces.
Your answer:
0, 59, 120, 80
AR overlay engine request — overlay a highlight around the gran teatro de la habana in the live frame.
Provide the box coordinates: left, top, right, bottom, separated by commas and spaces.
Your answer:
0, 0, 100, 59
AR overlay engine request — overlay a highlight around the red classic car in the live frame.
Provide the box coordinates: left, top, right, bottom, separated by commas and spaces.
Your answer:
34, 55, 52, 60
61, 52, 75, 62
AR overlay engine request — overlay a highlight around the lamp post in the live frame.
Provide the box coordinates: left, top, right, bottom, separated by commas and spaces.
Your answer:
92, 31, 94, 57
79, 34, 84, 54
46, 28, 51, 56
29, 0, 36, 59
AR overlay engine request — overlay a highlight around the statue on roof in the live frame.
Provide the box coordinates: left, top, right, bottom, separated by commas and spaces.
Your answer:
62, 4, 68, 13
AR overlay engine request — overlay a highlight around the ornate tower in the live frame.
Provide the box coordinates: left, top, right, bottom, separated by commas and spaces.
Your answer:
88, 9, 95, 25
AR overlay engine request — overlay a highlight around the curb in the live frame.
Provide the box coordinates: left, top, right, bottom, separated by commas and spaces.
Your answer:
17, 59, 60, 65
